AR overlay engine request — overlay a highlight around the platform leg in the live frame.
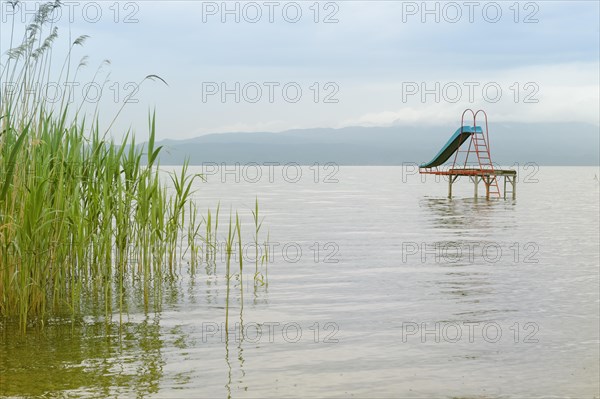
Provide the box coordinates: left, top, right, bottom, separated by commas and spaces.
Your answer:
474, 176, 479, 199
448, 175, 453, 199
512, 176, 516, 200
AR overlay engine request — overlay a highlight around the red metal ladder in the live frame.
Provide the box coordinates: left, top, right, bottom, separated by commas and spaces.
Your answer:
473, 110, 500, 197
449, 109, 502, 198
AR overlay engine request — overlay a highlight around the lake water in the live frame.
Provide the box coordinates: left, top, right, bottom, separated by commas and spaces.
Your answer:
1, 166, 599, 398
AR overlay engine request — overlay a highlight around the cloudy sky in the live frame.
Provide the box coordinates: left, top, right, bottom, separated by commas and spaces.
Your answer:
1, 0, 599, 140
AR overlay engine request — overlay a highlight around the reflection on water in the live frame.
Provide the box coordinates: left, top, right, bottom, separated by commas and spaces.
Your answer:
419, 197, 517, 233
1, 166, 598, 398
1, 317, 164, 397
420, 197, 522, 322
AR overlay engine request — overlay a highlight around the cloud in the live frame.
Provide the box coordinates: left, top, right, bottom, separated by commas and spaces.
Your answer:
2, 1, 598, 139
339, 62, 600, 128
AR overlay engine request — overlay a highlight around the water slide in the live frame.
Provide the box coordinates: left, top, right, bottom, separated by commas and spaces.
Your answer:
419, 126, 483, 168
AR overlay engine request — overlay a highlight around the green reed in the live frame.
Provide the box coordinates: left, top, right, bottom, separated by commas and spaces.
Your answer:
224, 212, 234, 331
0, 1, 267, 331
251, 197, 265, 287
235, 212, 243, 312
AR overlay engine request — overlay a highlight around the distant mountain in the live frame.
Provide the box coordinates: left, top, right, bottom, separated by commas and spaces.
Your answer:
148, 122, 599, 166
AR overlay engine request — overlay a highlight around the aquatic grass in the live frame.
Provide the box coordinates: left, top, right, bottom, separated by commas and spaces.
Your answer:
186, 201, 202, 273
251, 197, 265, 287
205, 208, 212, 261
203, 201, 220, 272
236, 212, 243, 312
224, 211, 234, 332
0, 112, 180, 328
214, 202, 220, 257
0, 1, 267, 331
167, 159, 202, 272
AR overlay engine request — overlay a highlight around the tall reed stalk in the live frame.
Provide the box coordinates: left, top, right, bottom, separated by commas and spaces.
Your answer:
235, 212, 243, 312
224, 212, 234, 332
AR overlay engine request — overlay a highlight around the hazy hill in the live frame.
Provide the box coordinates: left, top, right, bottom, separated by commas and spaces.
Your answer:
149, 122, 599, 166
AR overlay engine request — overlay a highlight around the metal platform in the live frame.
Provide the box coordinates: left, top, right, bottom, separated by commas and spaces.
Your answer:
420, 168, 517, 199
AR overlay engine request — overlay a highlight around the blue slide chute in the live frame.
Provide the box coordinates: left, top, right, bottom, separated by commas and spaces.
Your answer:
419, 126, 483, 168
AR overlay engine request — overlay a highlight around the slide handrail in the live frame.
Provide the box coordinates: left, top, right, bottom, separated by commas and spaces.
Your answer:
452, 109, 476, 168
